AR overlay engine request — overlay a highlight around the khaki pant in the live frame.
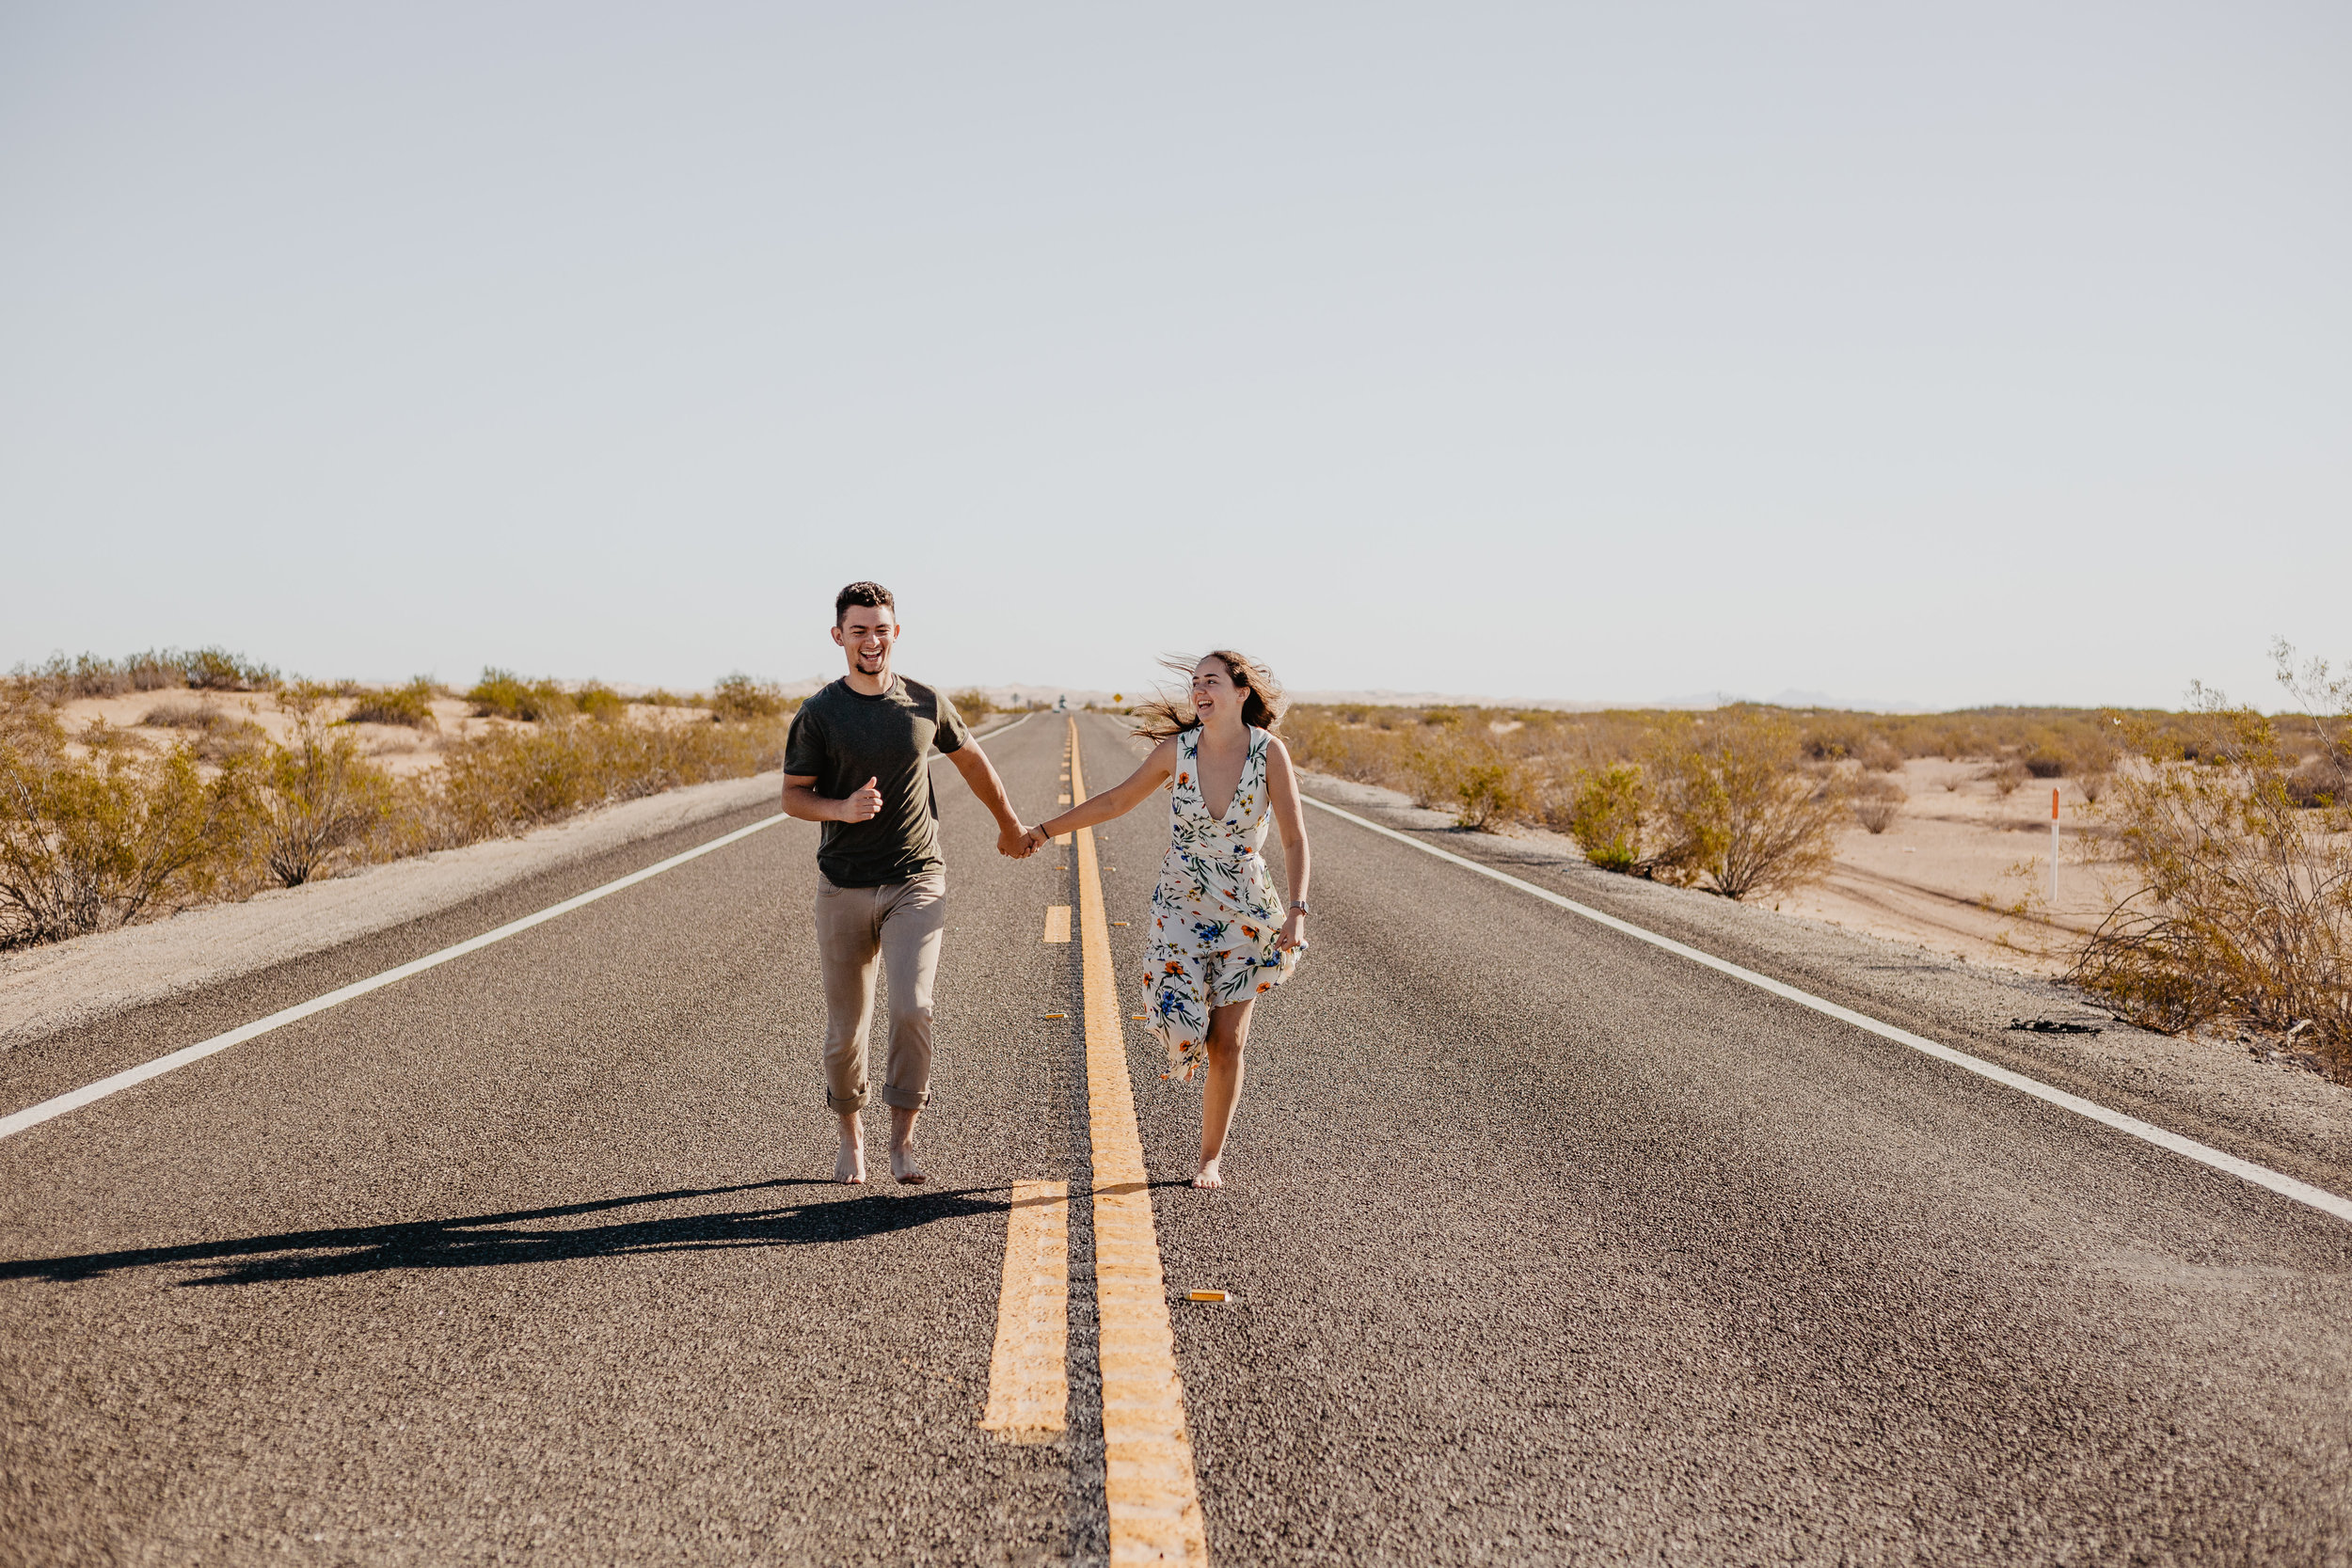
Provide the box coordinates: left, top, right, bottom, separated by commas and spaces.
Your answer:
815, 872, 946, 1112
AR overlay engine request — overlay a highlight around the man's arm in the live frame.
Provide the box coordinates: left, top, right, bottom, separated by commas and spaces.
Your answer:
945, 744, 1030, 855
784, 773, 882, 823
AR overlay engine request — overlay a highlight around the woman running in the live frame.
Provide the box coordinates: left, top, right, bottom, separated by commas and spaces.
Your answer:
1026, 652, 1311, 1188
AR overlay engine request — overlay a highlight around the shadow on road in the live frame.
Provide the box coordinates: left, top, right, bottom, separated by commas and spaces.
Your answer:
0, 1177, 1033, 1287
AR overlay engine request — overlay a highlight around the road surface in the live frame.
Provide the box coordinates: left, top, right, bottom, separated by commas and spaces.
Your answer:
3, 712, 2347, 1565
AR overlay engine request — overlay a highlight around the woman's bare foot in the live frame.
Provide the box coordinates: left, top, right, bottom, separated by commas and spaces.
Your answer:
891, 1144, 928, 1184
1191, 1158, 1223, 1189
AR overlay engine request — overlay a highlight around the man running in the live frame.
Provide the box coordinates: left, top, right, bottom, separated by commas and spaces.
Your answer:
782, 580, 1033, 1184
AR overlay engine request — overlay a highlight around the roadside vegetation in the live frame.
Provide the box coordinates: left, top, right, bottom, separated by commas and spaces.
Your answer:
1284, 649, 2349, 1080
0, 651, 795, 949
2068, 644, 2349, 1079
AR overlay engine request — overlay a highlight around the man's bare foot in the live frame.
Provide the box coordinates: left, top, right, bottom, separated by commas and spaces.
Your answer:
835, 1141, 866, 1184
890, 1144, 927, 1184
1192, 1159, 1223, 1189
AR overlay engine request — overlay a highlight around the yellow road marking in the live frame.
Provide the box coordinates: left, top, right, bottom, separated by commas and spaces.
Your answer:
1070, 717, 1211, 1566
1043, 905, 1073, 943
980, 1180, 1071, 1444
1058, 793, 1073, 804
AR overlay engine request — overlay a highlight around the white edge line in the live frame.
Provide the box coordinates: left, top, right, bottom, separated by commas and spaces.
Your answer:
0, 814, 790, 1142
1301, 794, 2352, 1227
0, 710, 1038, 1143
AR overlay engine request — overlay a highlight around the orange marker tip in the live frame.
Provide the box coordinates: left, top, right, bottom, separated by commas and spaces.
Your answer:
1186, 1291, 1229, 1303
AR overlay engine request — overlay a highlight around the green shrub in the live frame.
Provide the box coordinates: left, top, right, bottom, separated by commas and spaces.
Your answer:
344, 678, 440, 730
710, 673, 786, 721
1454, 762, 1531, 832
423, 711, 790, 845
1564, 763, 1649, 872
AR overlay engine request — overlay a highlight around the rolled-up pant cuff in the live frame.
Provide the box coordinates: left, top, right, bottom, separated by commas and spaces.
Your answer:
826, 1089, 867, 1114
879, 1084, 930, 1111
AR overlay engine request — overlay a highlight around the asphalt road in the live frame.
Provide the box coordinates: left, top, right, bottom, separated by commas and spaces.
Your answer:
3, 711, 2348, 1565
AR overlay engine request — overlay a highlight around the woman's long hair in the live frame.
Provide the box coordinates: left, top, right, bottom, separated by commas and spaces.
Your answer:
1129, 650, 1286, 742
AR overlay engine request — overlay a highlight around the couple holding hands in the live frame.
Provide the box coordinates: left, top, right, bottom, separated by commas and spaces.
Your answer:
781, 581, 1311, 1190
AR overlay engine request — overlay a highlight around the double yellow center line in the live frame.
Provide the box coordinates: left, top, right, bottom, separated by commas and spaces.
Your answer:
981, 718, 1210, 1564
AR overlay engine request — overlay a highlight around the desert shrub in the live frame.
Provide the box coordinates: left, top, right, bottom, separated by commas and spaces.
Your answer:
424, 711, 790, 845
1648, 714, 1846, 899
2024, 748, 2066, 780
950, 688, 996, 721
2286, 754, 2345, 810
573, 683, 627, 723
1852, 774, 1907, 834
181, 646, 278, 691
255, 687, 394, 886
1984, 760, 2026, 797
467, 669, 572, 722
2078, 771, 2111, 805
1563, 763, 1649, 873
2071, 694, 2350, 1074
0, 710, 253, 945
345, 679, 440, 730
1454, 761, 1533, 832
710, 673, 786, 722
139, 698, 265, 764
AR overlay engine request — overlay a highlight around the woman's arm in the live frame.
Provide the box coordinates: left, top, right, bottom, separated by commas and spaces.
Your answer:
1031, 737, 1179, 843
1264, 736, 1312, 951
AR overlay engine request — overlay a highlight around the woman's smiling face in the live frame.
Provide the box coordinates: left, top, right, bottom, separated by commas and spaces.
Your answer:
1190, 657, 1241, 724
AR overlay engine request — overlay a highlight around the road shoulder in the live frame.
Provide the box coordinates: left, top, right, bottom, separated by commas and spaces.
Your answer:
1301, 769, 2352, 1192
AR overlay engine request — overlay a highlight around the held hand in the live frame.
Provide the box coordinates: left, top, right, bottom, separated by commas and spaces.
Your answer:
997, 823, 1031, 858
841, 776, 883, 824
1277, 910, 1308, 953
1024, 826, 1052, 856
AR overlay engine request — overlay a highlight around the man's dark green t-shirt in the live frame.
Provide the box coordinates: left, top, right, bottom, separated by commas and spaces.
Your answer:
784, 676, 972, 888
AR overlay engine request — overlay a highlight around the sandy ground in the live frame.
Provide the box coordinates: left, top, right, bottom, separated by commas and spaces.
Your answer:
1769, 756, 2127, 974
43, 690, 730, 777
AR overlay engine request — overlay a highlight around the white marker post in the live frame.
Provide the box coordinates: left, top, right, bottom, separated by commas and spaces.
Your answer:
2049, 786, 2060, 906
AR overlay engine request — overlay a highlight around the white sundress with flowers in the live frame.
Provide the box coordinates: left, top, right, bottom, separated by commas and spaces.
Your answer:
1142, 724, 1298, 1082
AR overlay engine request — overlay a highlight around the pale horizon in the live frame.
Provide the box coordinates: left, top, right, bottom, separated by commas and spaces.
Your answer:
5, 4, 2346, 714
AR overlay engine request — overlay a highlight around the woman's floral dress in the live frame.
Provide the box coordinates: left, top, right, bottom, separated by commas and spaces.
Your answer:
1143, 725, 1298, 1082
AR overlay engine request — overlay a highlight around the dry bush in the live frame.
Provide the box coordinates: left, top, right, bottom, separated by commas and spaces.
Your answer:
0, 707, 253, 946
1984, 760, 2027, 797
1649, 713, 1846, 899
1852, 774, 1907, 834
950, 688, 996, 720
1452, 761, 1534, 831
8, 646, 276, 704
573, 683, 627, 723
421, 711, 790, 846
256, 687, 394, 886
466, 669, 573, 722
709, 673, 786, 722
2069, 649, 2351, 1076
138, 699, 264, 763
345, 679, 440, 730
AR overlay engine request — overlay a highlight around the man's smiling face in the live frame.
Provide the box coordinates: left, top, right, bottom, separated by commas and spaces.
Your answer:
834, 604, 898, 678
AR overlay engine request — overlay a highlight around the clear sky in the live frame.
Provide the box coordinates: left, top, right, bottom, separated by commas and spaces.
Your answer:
4, 3, 2346, 710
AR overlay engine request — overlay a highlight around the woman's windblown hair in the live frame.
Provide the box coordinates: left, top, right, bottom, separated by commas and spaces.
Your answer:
1129, 650, 1286, 742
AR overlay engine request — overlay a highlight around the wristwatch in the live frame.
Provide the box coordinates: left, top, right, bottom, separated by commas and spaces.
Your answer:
1289, 901, 1311, 914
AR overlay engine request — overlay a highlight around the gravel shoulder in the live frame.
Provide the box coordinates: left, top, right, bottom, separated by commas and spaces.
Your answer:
1300, 769, 2352, 1193
0, 773, 784, 1053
